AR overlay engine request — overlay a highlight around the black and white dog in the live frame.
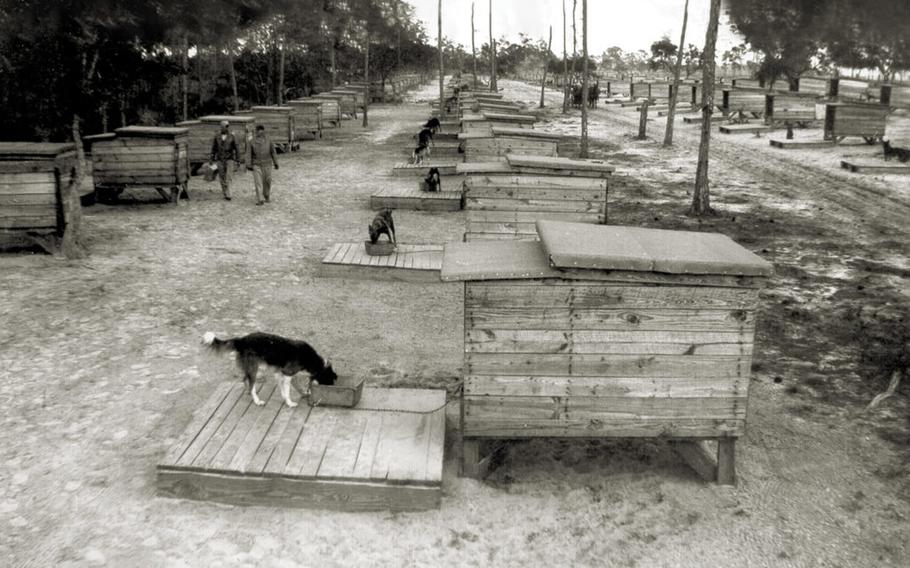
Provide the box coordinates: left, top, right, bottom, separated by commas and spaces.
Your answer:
203, 331, 337, 408
369, 208, 396, 244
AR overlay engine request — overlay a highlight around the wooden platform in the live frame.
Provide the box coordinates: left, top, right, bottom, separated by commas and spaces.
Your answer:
769, 139, 835, 149
392, 162, 460, 177
157, 383, 446, 511
682, 114, 726, 124
320, 243, 444, 282
840, 160, 910, 174
370, 187, 464, 211
719, 124, 771, 134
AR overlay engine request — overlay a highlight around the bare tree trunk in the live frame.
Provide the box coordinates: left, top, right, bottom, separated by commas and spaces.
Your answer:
664, 0, 688, 146
690, 0, 721, 216
228, 45, 240, 112
363, 36, 370, 127
395, 0, 401, 70
637, 100, 650, 139
489, 0, 496, 91
471, 2, 477, 90
438, 0, 445, 116
562, 0, 569, 113
62, 115, 86, 258
278, 38, 285, 105
540, 26, 552, 108
570, 0, 577, 96
266, 33, 274, 105
580, 0, 589, 158
329, 37, 337, 88
181, 34, 189, 121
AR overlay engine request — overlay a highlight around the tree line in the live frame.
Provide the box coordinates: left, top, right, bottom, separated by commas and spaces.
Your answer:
0, 0, 442, 142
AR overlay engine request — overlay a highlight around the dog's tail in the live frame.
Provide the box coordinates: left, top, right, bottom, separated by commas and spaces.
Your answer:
202, 331, 235, 353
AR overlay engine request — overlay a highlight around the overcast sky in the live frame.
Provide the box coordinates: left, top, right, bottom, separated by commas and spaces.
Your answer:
407, 0, 743, 57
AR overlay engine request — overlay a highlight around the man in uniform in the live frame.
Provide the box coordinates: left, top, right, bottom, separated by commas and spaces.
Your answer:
210, 120, 239, 200
246, 124, 279, 205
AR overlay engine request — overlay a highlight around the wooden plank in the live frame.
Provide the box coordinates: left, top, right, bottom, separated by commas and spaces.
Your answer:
465, 375, 746, 398
209, 383, 278, 471
719, 124, 770, 134
465, 329, 753, 355
466, 197, 602, 213
466, 307, 754, 332
191, 386, 262, 469
466, 174, 608, 191
465, 282, 758, 309
0, 172, 56, 184
462, 417, 744, 438
464, 395, 747, 420
465, 352, 750, 378
160, 383, 237, 467
174, 384, 246, 468
262, 405, 314, 475
423, 407, 446, 483
840, 160, 910, 174
466, 210, 602, 224
769, 139, 834, 149
0, 193, 57, 206
315, 410, 368, 479
0, 216, 58, 229
370, 413, 412, 481
0, 204, 57, 218
385, 414, 430, 482
243, 403, 298, 474
351, 411, 384, 480
717, 439, 736, 485
157, 470, 440, 511
285, 408, 338, 476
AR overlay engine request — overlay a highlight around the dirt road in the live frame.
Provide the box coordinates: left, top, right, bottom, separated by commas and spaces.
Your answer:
0, 80, 908, 567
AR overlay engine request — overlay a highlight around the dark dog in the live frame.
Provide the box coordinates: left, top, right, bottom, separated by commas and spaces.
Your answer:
369, 208, 396, 244
418, 127, 434, 148
203, 331, 336, 408
883, 140, 910, 162
412, 142, 429, 164
423, 117, 442, 134
423, 167, 442, 192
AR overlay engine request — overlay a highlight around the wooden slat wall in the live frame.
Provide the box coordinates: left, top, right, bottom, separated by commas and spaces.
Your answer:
287, 103, 323, 137
798, 77, 829, 96
179, 121, 252, 165
827, 104, 889, 139
310, 96, 343, 124
462, 279, 758, 438
885, 110, 910, 148
766, 93, 817, 123
724, 89, 766, 115
464, 175, 607, 241
246, 110, 294, 148
92, 137, 189, 185
630, 82, 650, 99
463, 137, 557, 162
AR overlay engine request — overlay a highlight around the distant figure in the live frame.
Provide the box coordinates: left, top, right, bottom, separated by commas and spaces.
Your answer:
246, 125, 279, 205
210, 120, 239, 200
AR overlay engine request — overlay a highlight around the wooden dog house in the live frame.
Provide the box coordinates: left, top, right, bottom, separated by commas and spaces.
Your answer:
442, 220, 772, 484
91, 126, 190, 203
823, 102, 889, 143
310, 94, 344, 125
458, 127, 560, 162
764, 92, 818, 125
287, 100, 323, 140
244, 106, 296, 152
177, 115, 255, 169
0, 142, 82, 254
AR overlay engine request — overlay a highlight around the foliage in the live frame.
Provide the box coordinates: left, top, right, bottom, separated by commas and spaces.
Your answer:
649, 36, 677, 73
0, 0, 442, 141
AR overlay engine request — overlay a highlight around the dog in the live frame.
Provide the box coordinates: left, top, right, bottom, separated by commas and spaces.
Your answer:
412, 142, 429, 164
423, 117, 442, 134
202, 331, 337, 408
368, 208, 396, 244
423, 167, 441, 192
883, 140, 910, 162
417, 127, 434, 149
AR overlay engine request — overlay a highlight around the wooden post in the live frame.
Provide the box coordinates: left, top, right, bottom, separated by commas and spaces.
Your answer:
717, 439, 736, 485
663, 0, 688, 146
637, 99, 650, 139
438, 0, 445, 118
579, 0, 589, 158
690, 0, 720, 216
540, 26, 552, 108
278, 39, 285, 106
181, 34, 189, 122
471, 2, 477, 90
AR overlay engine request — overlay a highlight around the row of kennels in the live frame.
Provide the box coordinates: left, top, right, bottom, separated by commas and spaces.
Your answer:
442, 220, 773, 481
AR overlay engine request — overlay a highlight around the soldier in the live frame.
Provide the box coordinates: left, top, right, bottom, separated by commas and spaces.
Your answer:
210, 120, 239, 200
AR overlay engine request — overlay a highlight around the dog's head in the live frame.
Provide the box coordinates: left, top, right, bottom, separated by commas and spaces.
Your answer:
313, 361, 337, 385
368, 221, 380, 244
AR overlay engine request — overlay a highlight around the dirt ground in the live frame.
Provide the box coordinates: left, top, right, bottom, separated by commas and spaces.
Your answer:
1, 79, 909, 568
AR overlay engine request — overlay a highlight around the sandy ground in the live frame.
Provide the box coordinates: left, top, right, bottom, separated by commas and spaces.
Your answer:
1, 79, 909, 568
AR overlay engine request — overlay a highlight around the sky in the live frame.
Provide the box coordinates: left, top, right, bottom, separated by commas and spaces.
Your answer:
406, 0, 743, 58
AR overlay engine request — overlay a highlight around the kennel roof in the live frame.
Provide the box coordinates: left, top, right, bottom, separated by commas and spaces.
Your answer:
440, 220, 772, 283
